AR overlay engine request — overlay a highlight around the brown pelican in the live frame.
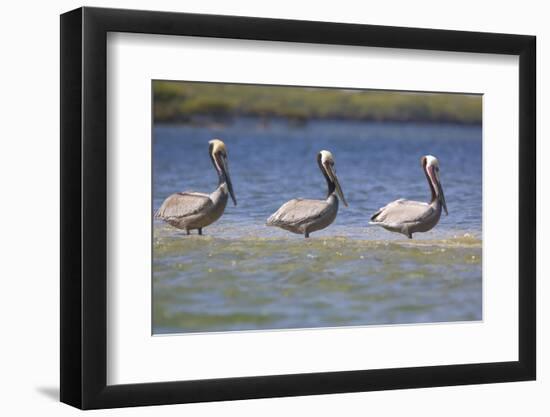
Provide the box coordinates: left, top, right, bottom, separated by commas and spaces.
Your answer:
369, 155, 448, 239
266, 150, 348, 238
154, 139, 236, 235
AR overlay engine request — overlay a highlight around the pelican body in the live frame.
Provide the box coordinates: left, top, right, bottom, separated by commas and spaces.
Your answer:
369, 155, 448, 239
267, 150, 348, 238
155, 139, 236, 235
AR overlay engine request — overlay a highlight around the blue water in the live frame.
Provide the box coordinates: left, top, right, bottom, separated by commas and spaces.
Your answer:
153, 119, 482, 334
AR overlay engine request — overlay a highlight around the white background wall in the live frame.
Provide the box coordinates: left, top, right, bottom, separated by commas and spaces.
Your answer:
0, 0, 545, 415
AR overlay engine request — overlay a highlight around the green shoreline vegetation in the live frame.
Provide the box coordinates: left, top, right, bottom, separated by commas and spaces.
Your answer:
153, 81, 482, 125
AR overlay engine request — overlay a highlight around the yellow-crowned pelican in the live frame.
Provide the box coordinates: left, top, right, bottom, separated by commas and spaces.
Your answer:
369, 155, 448, 239
154, 139, 236, 235
266, 150, 348, 238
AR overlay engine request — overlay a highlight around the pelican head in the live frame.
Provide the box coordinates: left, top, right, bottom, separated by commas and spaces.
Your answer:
318, 150, 348, 207
209, 139, 236, 206
422, 155, 447, 215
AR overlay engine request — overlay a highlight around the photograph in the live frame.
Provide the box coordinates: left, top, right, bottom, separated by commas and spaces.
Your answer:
54, 4, 539, 411
152, 81, 483, 334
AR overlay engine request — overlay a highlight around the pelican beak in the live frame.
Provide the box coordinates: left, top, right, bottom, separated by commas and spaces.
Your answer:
432, 167, 447, 215
439, 182, 448, 215
220, 155, 237, 206
326, 163, 348, 207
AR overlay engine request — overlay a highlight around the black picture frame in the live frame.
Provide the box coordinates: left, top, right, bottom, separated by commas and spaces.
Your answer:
60, 6, 536, 410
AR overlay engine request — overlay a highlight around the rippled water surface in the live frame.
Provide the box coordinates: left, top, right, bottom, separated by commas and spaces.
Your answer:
153, 119, 482, 334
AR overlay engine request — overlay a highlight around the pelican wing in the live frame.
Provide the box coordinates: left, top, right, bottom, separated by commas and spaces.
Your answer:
370, 199, 434, 225
267, 199, 330, 227
155, 192, 213, 220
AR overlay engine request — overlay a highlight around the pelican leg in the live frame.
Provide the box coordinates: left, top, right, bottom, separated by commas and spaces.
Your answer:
304, 231, 310, 238
198, 228, 203, 235
186, 229, 190, 236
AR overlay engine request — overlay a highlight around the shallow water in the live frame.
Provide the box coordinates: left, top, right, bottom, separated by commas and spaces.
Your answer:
153, 119, 482, 334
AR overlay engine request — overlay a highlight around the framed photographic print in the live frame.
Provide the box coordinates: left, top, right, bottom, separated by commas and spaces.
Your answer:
60, 6, 536, 409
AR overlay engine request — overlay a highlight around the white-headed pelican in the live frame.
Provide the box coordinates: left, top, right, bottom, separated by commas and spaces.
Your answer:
155, 139, 236, 235
266, 150, 348, 238
369, 155, 448, 239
